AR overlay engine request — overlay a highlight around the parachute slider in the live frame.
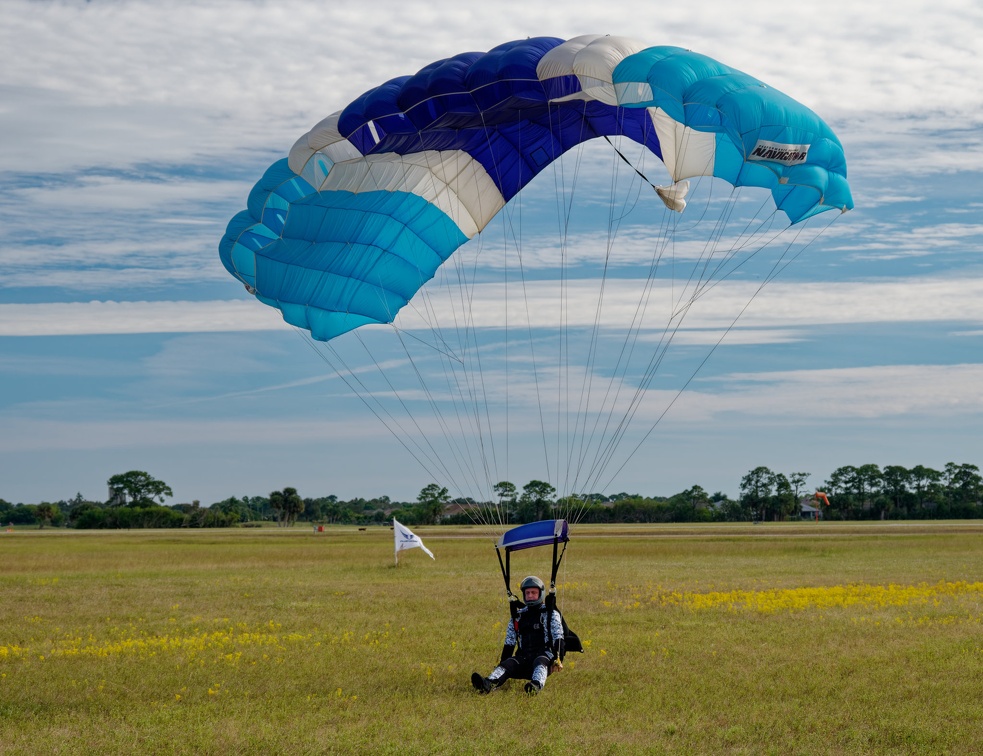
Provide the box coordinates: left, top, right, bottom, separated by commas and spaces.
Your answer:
496, 519, 569, 553
602, 135, 688, 213
655, 180, 690, 212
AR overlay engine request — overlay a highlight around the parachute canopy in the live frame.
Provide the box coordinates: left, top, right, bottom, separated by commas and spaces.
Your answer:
219, 34, 852, 343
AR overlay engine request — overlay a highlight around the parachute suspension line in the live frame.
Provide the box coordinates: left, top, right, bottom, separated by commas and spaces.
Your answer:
545, 105, 628, 510
457, 176, 514, 497
566, 127, 632, 504
356, 149, 481, 502
758, 209, 842, 287
406, 105, 551, 523
498, 113, 544, 505
596, 250, 787, 494
675, 187, 780, 315
548, 108, 576, 497
388, 259, 499, 506
348, 327, 475, 496
649, 129, 740, 323
568, 134, 685, 500
398, 268, 501, 517
657, 188, 813, 329
576, 136, 748, 495
566, 129, 642, 498
404, 140, 501, 504
592, 134, 779, 495
442, 199, 502, 504
556, 111, 594, 498
596, 211, 846, 494
411, 134, 513, 515
478, 110, 544, 518
567, 133, 621, 494
496, 105, 557, 491
380, 320, 463, 364
503, 133, 510, 504
294, 329, 452, 486
385, 323, 491, 504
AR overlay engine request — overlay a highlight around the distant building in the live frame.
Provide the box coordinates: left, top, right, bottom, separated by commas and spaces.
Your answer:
443, 501, 477, 517
799, 499, 823, 520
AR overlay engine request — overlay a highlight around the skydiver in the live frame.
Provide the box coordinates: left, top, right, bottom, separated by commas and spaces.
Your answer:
471, 575, 564, 695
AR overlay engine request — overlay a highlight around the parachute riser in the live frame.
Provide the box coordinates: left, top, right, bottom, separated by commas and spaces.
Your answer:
496, 544, 523, 620
496, 534, 567, 618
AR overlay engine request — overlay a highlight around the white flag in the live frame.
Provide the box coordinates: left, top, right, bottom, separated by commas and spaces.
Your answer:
393, 518, 435, 562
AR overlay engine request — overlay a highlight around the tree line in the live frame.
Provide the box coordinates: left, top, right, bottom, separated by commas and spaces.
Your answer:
2, 461, 981, 530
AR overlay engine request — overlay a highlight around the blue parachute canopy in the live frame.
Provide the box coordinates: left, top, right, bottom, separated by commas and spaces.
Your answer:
219, 35, 853, 343
496, 519, 569, 553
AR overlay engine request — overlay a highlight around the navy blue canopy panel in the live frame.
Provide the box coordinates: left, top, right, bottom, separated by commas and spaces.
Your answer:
220, 35, 853, 342
496, 519, 569, 553
337, 37, 660, 203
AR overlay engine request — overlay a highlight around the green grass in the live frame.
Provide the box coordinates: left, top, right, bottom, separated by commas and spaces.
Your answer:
1, 522, 981, 754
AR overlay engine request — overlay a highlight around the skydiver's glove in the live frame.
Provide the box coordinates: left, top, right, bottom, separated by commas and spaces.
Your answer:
552, 638, 565, 660
551, 659, 563, 673
499, 644, 515, 664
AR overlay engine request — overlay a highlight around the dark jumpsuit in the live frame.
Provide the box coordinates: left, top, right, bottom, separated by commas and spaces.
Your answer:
491, 603, 564, 689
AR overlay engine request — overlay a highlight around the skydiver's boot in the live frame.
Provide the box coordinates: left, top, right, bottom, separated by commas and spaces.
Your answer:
488, 666, 509, 687
473, 665, 509, 693
525, 663, 548, 694
471, 672, 492, 693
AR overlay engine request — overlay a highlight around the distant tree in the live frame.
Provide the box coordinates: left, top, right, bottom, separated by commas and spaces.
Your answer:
493, 481, 517, 518
269, 487, 304, 527
35, 502, 57, 529
107, 471, 173, 508
907, 465, 942, 515
325, 499, 354, 524
943, 463, 982, 513
740, 466, 775, 522
669, 485, 710, 521
880, 465, 912, 515
824, 466, 858, 518
710, 491, 745, 521
517, 480, 556, 522
211, 496, 254, 522
788, 472, 811, 500
853, 464, 883, 517
772, 474, 798, 521
417, 483, 450, 525
684, 485, 710, 510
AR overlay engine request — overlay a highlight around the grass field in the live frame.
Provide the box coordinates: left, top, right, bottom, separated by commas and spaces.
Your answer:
1, 522, 981, 754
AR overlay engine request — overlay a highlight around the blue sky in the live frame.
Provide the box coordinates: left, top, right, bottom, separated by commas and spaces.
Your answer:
1, 0, 982, 506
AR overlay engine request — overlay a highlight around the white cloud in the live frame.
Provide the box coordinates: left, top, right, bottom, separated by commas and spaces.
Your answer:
0, 300, 286, 337
670, 363, 983, 422
1, 0, 980, 176
0, 414, 389, 454
4, 274, 983, 337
